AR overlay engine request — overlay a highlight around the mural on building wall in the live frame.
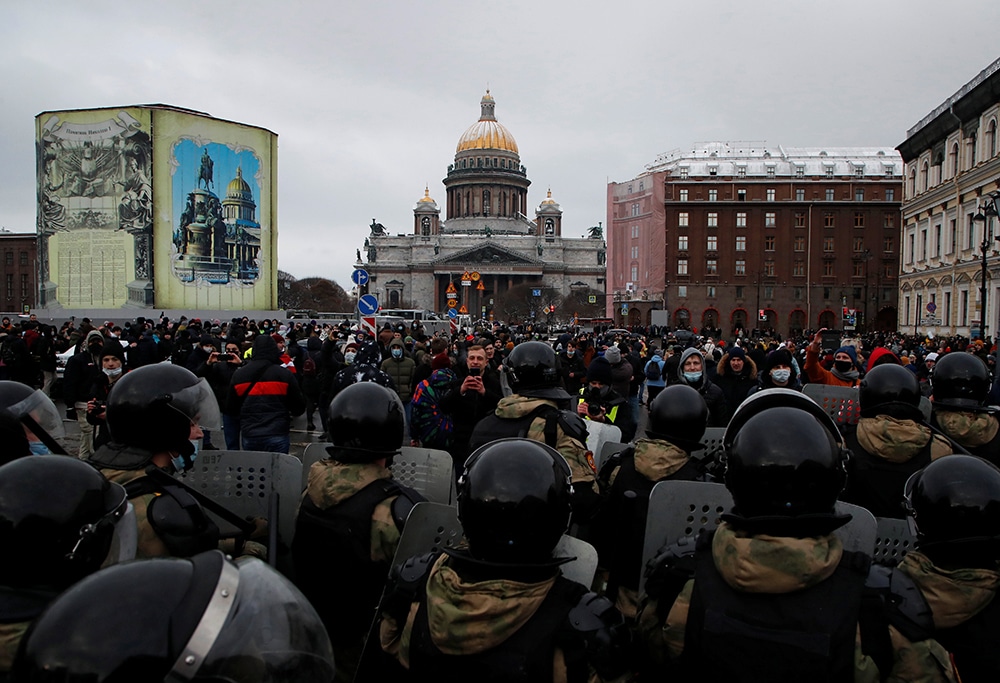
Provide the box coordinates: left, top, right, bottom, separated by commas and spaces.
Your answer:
36, 110, 151, 307
170, 139, 262, 286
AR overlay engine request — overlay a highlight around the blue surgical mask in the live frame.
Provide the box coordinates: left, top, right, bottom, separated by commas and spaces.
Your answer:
172, 440, 200, 473
567, 349, 576, 357
391, 348, 403, 359
683, 371, 703, 383
770, 368, 791, 384
29, 440, 50, 455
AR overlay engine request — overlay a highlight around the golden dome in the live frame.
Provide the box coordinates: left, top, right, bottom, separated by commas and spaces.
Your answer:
227, 167, 252, 197
540, 188, 557, 205
417, 185, 436, 203
456, 90, 519, 154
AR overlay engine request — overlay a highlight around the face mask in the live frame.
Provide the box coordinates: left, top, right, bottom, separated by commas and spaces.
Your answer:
103, 366, 123, 378
391, 348, 403, 359
29, 440, 50, 455
344, 352, 356, 364
202, 346, 215, 353
834, 360, 854, 373
172, 440, 200, 473
771, 368, 791, 384
683, 371, 702, 383
567, 349, 576, 357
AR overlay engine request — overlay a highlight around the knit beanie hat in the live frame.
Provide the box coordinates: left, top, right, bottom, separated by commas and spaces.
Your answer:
587, 357, 614, 384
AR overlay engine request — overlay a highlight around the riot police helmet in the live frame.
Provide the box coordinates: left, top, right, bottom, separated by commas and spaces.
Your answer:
0, 456, 128, 590
106, 364, 220, 459
0, 379, 65, 449
326, 382, 404, 462
904, 454, 1000, 565
723, 389, 848, 528
860, 363, 923, 421
646, 384, 708, 450
12, 550, 336, 683
458, 438, 573, 565
931, 353, 992, 412
505, 341, 570, 401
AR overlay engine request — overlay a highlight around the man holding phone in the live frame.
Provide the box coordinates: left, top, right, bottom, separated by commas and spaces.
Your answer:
440, 345, 502, 473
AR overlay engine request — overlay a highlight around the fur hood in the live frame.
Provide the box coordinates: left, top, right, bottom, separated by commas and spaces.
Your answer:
715, 352, 757, 380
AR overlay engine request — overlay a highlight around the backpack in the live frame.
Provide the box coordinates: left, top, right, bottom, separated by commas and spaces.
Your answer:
645, 359, 662, 381
302, 354, 317, 377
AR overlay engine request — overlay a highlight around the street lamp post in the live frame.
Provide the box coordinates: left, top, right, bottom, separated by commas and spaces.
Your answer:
973, 190, 1000, 341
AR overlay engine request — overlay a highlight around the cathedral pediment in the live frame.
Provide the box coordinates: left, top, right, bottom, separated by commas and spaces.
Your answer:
436, 243, 542, 266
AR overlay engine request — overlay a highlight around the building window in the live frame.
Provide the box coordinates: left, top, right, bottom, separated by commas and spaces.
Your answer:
794, 287, 804, 299
736, 235, 746, 251
707, 213, 718, 227
766, 189, 776, 201
795, 166, 805, 178
853, 237, 864, 252
765, 212, 776, 227
19, 274, 26, 298
855, 188, 864, 202
794, 212, 806, 227
855, 166, 865, 178
961, 290, 969, 326
793, 262, 805, 277
764, 261, 775, 277
4, 252, 11, 267
678, 285, 687, 298
706, 235, 717, 251
823, 237, 835, 252
737, 189, 747, 201
707, 286, 716, 298
794, 236, 805, 251
679, 189, 688, 202
708, 166, 718, 176
735, 260, 746, 275
631, 225, 639, 238
796, 188, 805, 201
631, 246, 639, 259
826, 166, 835, 178
884, 263, 895, 278
766, 166, 776, 178
765, 235, 776, 251
678, 212, 688, 227
823, 262, 834, 276
631, 203, 640, 216
824, 287, 832, 299
826, 188, 835, 201
679, 168, 689, 179
883, 236, 893, 253
764, 285, 774, 298
884, 213, 895, 229
4, 274, 10, 298
921, 229, 927, 260
706, 259, 718, 274
853, 263, 864, 277
909, 233, 916, 263
708, 189, 718, 201
885, 188, 894, 202
678, 259, 688, 275
854, 212, 865, 227
678, 235, 688, 251
968, 213, 977, 250
935, 224, 941, 257
736, 212, 747, 228
950, 219, 957, 253
19, 252, 27, 267
639, 181, 644, 191
824, 213, 835, 228
737, 167, 747, 178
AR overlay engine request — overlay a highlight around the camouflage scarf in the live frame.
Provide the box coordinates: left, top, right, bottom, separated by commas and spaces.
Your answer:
634, 438, 691, 480
425, 554, 556, 655
305, 460, 390, 509
712, 521, 842, 594
899, 551, 1000, 629
856, 416, 933, 463
936, 410, 1000, 448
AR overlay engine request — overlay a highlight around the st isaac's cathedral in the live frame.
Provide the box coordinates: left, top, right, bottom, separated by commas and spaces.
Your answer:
360, 92, 607, 319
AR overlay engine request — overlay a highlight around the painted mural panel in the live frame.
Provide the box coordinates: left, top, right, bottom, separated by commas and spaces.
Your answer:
36, 108, 150, 308
153, 109, 276, 310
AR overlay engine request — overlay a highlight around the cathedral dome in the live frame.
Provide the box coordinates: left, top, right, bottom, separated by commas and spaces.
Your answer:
456, 91, 519, 154
227, 167, 252, 199
414, 186, 439, 211
537, 188, 561, 213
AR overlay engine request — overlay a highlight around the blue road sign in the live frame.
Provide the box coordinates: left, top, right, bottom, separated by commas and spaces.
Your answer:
447, 308, 458, 319
351, 269, 369, 286
358, 294, 379, 315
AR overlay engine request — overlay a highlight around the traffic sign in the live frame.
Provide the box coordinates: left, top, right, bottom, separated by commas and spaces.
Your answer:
351, 269, 369, 286
459, 305, 468, 314
926, 302, 937, 313
476, 280, 485, 291
360, 316, 377, 335
588, 295, 597, 304
447, 308, 458, 319
357, 294, 379, 315
447, 299, 458, 308
532, 289, 542, 297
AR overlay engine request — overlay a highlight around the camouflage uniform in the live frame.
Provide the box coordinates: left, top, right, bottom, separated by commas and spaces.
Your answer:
934, 411, 1000, 466
0, 620, 31, 674
490, 395, 597, 492
293, 458, 421, 682
639, 522, 956, 682
380, 553, 629, 682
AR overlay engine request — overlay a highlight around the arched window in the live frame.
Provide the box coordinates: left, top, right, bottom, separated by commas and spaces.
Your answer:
909, 168, 916, 197
949, 142, 959, 178
920, 161, 929, 192
482, 189, 491, 217
987, 119, 997, 159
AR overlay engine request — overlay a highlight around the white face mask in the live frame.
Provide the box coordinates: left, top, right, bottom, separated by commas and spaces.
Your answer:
770, 368, 791, 384
344, 352, 356, 364
203, 346, 215, 353
103, 366, 123, 378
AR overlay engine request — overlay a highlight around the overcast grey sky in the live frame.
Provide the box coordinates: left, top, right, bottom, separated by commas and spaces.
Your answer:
2, 1, 998, 290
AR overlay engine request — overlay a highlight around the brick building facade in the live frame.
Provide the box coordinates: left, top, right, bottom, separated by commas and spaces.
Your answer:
608, 143, 902, 337
0, 232, 38, 312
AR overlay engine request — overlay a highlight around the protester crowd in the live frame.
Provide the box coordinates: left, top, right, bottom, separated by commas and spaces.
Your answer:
2, 311, 1000, 681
